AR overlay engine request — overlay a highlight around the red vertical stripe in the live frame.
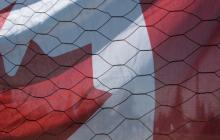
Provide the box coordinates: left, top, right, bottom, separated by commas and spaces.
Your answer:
141, 0, 220, 139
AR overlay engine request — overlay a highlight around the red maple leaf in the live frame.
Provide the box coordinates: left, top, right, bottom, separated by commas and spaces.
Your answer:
0, 3, 110, 140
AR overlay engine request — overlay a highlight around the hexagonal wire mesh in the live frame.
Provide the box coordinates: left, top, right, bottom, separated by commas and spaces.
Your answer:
0, 0, 220, 140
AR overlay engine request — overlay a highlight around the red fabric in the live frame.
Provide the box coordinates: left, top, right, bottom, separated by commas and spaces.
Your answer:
141, 0, 220, 139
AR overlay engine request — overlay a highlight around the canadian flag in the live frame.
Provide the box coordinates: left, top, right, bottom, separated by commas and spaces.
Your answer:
0, 0, 220, 140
